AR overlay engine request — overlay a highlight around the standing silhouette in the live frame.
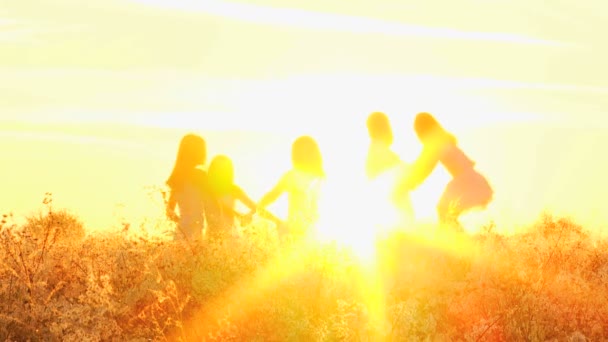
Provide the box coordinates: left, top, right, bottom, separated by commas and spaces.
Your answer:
366, 112, 414, 224
166, 134, 209, 241
395, 112, 493, 230
366, 112, 402, 180
206, 154, 257, 240
258, 136, 325, 240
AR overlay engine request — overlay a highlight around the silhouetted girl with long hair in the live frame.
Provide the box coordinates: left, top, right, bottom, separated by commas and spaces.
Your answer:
366, 111, 414, 223
258, 135, 325, 239
166, 133, 209, 241
206, 154, 257, 239
396, 112, 493, 229
366, 111, 402, 179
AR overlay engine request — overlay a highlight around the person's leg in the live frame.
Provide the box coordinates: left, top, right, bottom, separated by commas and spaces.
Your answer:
437, 181, 465, 233
437, 171, 493, 233
437, 201, 464, 233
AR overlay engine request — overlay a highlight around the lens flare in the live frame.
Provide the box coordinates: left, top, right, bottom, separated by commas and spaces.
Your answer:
314, 169, 406, 263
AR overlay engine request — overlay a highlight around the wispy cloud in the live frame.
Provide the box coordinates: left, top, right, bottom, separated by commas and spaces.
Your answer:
131, 0, 567, 46
0, 17, 35, 42
0, 16, 83, 43
0, 18, 19, 25
0, 129, 146, 149
398, 75, 608, 94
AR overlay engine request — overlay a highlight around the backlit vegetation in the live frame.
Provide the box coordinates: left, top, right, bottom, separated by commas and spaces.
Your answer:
1, 194, 607, 341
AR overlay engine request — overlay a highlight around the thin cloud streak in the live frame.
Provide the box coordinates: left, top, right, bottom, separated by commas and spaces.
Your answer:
0, 18, 20, 25
399, 75, 608, 94
0, 18, 35, 42
3, 68, 607, 131
0, 130, 146, 149
0, 16, 84, 43
131, 0, 568, 46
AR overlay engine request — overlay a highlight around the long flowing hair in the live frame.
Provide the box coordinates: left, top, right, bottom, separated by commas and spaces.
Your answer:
208, 154, 234, 196
367, 111, 394, 146
166, 134, 206, 190
292, 135, 325, 177
414, 112, 457, 146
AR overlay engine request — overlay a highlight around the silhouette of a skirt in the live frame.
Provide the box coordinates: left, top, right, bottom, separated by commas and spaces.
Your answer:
438, 169, 493, 215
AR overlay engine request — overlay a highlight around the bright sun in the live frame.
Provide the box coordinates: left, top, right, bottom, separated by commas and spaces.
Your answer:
313, 165, 405, 263
300, 129, 452, 262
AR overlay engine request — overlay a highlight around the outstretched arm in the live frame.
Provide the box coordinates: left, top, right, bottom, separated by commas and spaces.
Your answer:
257, 207, 285, 226
234, 185, 257, 213
395, 146, 440, 194
258, 173, 288, 209
411, 147, 439, 188
257, 175, 289, 231
233, 185, 258, 225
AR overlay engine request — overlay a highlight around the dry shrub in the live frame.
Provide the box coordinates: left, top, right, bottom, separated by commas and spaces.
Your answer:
1, 201, 607, 341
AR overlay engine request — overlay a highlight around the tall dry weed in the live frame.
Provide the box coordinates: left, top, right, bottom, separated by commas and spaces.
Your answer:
1, 196, 607, 341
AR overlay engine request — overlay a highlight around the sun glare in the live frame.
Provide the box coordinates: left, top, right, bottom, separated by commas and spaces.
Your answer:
314, 166, 405, 263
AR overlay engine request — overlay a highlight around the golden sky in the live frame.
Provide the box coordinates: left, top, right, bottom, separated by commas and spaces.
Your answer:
2, 0, 608, 231
3, 0, 608, 125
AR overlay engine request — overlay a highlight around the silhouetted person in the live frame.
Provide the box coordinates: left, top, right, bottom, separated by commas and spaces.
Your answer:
166, 133, 209, 241
366, 112, 401, 180
206, 154, 257, 239
366, 112, 414, 224
395, 112, 493, 230
258, 135, 325, 240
